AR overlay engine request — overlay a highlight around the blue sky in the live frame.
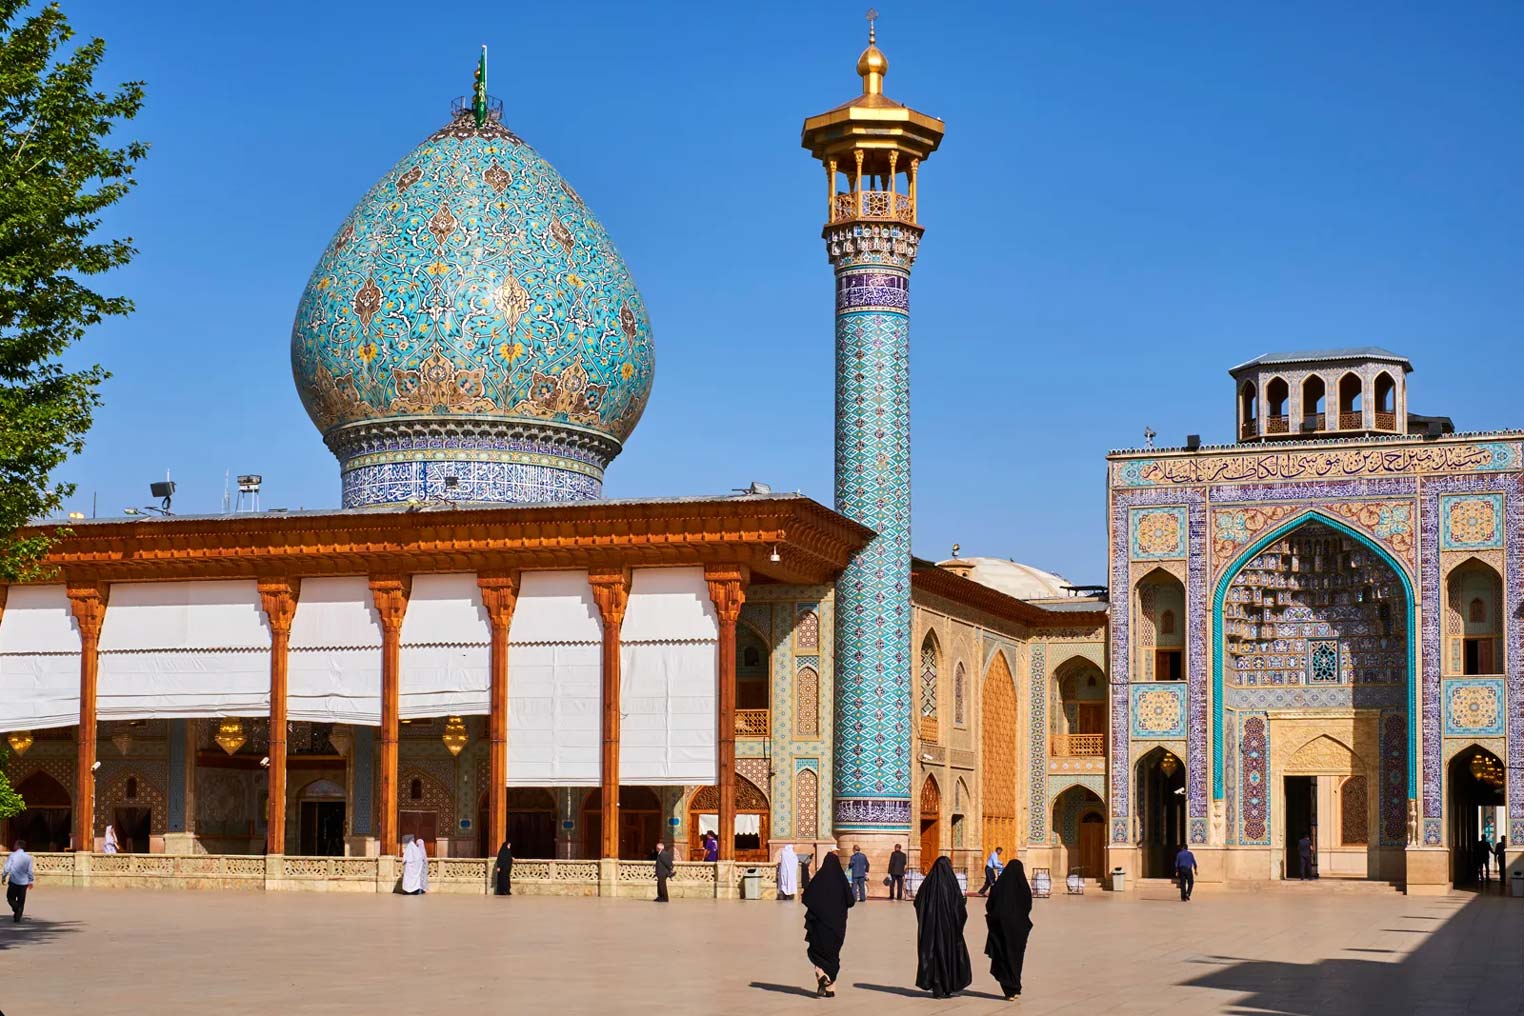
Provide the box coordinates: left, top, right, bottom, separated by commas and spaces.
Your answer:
54, 1, 1524, 582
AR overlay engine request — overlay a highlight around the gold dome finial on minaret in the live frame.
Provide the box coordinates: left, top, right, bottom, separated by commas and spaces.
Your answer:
857, 8, 888, 96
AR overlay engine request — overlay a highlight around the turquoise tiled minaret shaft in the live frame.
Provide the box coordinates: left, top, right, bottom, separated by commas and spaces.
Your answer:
802, 18, 944, 834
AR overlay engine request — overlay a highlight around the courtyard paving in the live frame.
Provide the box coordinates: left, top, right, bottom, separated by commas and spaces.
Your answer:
0, 883, 1520, 1014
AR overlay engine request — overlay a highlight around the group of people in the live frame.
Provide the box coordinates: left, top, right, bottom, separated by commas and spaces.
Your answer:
1475, 835, 1507, 886
802, 848, 1034, 1001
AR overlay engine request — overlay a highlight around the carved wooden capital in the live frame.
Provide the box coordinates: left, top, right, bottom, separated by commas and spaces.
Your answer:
704, 564, 749, 627
587, 568, 630, 628
66, 581, 109, 641
476, 571, 520, 630
368, 575, 412, 634
257, 577, 301, 635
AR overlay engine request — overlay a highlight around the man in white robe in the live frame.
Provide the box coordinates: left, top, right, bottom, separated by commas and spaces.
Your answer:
401, 834, 427, 895
777, 843, 799, 900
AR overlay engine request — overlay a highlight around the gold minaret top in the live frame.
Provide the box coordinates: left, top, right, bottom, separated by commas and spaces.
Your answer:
801, 10, 945, 231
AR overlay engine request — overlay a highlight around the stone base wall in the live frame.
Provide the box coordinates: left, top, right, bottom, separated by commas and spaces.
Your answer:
9, 852, 778, 899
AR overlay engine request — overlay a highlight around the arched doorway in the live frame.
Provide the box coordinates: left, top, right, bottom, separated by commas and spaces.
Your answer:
1135, 569, 1186, 681
1052, 786, 1106, 881
981, 651, 1017, 861
582, 786, 663, 860
919, 773, 942, 872
688, 775, 771, 861
7, 771, 71, 852
1136, 748, 1186, 877
1447, 746, 1505, 886
477, 788, 557, 858
297, 778, 346, 857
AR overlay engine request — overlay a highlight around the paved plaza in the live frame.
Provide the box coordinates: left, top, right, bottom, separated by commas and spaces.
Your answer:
0, 885, 1520, 1014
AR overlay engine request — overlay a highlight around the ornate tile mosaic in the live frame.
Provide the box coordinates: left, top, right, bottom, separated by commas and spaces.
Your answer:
1440, 493, 1505, 550
1443, 677, 1506, 737
1130, 683, 1187, 739
1130, 506, 1187, 560
1027, 642, 1048, 844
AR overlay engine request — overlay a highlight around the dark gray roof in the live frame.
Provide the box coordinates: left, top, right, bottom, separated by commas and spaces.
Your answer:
1229, 347, 1412, 374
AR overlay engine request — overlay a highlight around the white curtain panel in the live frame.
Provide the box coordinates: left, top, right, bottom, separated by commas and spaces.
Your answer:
97, 580, 271, 720
506, 642, 601, 786
287, 576, 383, 725
507, 570, 602, 644
620, 567, 719, 642
0, 585, 80, 730
400, 573, 489, 718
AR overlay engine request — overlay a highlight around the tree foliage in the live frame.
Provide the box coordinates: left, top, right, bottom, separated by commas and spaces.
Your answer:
0, 747, 22, 820
0, 0, 145, 581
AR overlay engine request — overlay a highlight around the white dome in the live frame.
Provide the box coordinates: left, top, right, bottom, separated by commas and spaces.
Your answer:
935, 557, 1073, 600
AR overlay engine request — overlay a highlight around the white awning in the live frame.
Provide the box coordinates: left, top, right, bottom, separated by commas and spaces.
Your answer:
618, 642, 717, 785
508, 570, 602, 644
620, 567, 718, 642
289, 577, 383, 725
0, 585, 80, 731
400, 574, 489, 718
97, 580, 271, 720
506, 643, 601, 786
400, 573, 490, 645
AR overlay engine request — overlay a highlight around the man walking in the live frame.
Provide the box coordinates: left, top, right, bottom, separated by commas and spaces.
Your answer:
1174, 844, 1197, 902
978, 846, 1004, 896
1296, 833, 1314, 880
888, 843, 908, 901
3, 840, 34, 923
848, 844, 870, 902
654, 840, 674, 902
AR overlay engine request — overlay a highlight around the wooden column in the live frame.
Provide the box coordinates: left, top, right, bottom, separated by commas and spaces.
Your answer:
705, 566, 748, 862
258, 578, 299, 856
588, 569, 630, 859
67, 582, 108, 853
477, 572, 519, 855
369, 575, 410, 855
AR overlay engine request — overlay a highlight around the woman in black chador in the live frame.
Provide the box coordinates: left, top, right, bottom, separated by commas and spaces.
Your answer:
493, 840, 513, 896
914, 855, 972, 999
802, 851, 855, 998
984, 853, 1033, 1001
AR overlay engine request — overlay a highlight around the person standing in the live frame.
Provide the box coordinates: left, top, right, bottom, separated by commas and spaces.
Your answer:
914, 856, 972, 999
654, 840, 674, 902
103, 824, 119, 854
400, 834, 426, 895
1477, 837, 1492, 886
847, 844, 870, 902
985, 852, 1034, 1001
703, 831, 719, 862
1174, 844, 1197, 902
1296, 833, 1313, 880
493, 839, 513, 896
1495, 837, 1508, 891
3, 840, 34, 923
777, 843, 799, 901
803, 851, 854, 998
978, 846, 1004, 896
888, 843, 908, 901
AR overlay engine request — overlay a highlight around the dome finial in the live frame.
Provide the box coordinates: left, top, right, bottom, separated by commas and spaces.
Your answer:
857, 8, 888, 96
471, 45, 488, 127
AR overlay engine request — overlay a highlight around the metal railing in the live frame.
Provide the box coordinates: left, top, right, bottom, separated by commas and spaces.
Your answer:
831, 190, 915, 224
1050, 733, 1105, 756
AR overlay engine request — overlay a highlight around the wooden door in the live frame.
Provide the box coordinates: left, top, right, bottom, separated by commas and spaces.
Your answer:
400, 810, 438, 857
1078, 812, 1105, 880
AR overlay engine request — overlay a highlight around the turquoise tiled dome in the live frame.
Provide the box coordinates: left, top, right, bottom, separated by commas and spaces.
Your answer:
290, 102, 654, 507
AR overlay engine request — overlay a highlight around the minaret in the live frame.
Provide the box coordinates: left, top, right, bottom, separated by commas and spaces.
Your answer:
802, 12, 944, 849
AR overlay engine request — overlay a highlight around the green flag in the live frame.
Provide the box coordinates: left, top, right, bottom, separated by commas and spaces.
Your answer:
472, 46, 488, 127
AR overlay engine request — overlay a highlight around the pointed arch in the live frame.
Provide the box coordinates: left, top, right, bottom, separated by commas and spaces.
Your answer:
1212, 509, 1416, 800
981, 650, 1018, 859
919, 630, 941, 723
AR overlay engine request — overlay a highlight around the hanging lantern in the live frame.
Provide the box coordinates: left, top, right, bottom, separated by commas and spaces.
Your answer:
6, 730, 34, 756
214, 717, 248, 756
1159, 753, 1180, 778
441, 715, 470, 757
327, 724, 352, 758
111, 728, 133, 756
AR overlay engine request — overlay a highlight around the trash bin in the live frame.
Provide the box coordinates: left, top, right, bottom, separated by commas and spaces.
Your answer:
742, 867, 761, 900
1511, 872, 1523, 898
1111, 867, 1126, 892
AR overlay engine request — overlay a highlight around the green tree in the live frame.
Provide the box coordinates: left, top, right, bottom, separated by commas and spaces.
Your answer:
0, 747, 22, 820
1, 0, 146, 581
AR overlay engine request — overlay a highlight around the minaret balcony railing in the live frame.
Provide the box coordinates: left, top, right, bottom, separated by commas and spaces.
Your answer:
831, 190, 916, 225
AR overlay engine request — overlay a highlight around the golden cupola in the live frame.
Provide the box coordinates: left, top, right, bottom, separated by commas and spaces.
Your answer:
800, 10, 945, 238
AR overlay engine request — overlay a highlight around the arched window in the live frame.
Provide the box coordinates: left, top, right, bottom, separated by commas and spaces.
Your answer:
1448, 561, 1502, 675
735, 625, 770, 710
1374, 371, 1396, 429
409, 778, 423, 801
1136, 569, 1186, 680
1338, 372, 1363, 429
1051, 659, 1107, 756
1302, 375, 1326, 431
953, 662, 966, 726
919, 633, 940, 740
1240, 380, 1258, 438
1470, 598, 1486, 625
1265, 377, 1289, 432
125, 777, 138, 800
1160, 609, 1176, 636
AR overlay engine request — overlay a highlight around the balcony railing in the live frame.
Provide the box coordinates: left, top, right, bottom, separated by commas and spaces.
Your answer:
1301, 412, 1325, 432
1241, 419, 1258, 440
1265, 414, 1289, 435
1375, 411, 1396, 431
1051, 733, 1105, 757
831, 190, 916, 225
735, 709, 769, 738
1338, 411, 1363, 430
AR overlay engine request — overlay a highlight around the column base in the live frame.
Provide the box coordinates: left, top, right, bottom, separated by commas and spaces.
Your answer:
162, 833, 202, 854
346, 835, 378, 857
1403, 846, 1450, 895
834, 831, 909, 900
597, 857, 619, 897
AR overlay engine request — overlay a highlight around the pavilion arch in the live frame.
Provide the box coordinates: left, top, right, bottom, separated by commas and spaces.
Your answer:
919, 630, 941, 738
1445, 557, 1503, 676
1050, 656, 1106, 757
1374, 370, 1397, 422
1239, 379, 1258, 434
1134, 745, 1186, 877
5, 770, 71, 852
1134, 567, 1185, 681
1446, 744, 1505, 884
1212, 509, 1417, 802
1051, 785, 1106, 880
919, 772, 942, 872
1264, 375, 1289, 429
980, 649, 1018, 860
1338, 371, 1363, 428
736, 620, 771, 711
1302, 374, 1327, 429
688, 774, 770, 862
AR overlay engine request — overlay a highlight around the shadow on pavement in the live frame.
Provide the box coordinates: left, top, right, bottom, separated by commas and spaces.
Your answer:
0, 916, 82, 951
1179, 893, 1522, 1015
749, 981, 819, 998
